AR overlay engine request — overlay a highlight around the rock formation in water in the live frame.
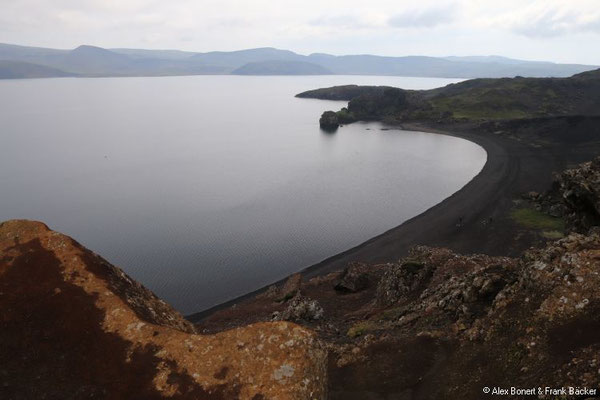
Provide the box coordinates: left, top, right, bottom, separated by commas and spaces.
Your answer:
0, 220, 327, 399
319, 111, 339, 130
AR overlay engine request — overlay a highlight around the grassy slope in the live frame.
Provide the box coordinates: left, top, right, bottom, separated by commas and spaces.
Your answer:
300, 69, 600, 121
428, 71, 600, 119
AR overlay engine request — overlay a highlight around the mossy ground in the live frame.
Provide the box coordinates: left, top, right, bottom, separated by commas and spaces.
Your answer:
378, 307, 404, 321
347, 321, 378, 338
541, 230, 565, 239
510, 208, 565, 231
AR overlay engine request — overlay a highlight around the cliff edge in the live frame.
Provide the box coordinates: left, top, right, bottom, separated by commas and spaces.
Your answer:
0, 220, 327, 399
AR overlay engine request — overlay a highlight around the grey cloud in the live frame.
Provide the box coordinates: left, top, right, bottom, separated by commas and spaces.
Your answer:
512, 8, 600, 38
388, 4, 458, 28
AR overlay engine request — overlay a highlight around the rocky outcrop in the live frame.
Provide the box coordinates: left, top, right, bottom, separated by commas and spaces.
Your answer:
0, 220, 327, 400
554, 156, 600, 232
529, 156, 600, 232
376, 247, 517, 312
327, 232, 600, 399
334, 262, 370, 293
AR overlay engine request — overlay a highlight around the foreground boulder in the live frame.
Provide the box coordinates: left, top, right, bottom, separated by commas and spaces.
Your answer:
0, 220, 327, 400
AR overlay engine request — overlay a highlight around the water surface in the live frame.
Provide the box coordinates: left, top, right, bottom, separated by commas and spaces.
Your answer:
0, 75, 486, 314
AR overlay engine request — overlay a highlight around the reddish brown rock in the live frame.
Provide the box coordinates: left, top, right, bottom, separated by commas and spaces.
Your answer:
0, 220, 327, 400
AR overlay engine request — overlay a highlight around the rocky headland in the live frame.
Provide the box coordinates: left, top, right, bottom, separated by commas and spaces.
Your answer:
300, 69, 600, 128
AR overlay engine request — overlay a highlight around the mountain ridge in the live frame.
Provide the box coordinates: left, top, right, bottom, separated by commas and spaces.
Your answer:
0, 42, 597, 79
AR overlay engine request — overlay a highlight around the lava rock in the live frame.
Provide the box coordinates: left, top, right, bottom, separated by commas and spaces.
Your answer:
272, 295, 324, 322
334, 262, 370, 293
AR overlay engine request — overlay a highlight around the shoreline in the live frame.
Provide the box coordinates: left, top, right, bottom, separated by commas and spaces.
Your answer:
187, 117, 600, 322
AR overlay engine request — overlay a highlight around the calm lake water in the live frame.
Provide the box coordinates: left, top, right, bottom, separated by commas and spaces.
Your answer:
0, 75, 486, 314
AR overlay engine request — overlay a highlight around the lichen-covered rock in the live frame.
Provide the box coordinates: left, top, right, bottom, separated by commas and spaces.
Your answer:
273, 295, 324, 322
516, 231, 600, 320
375, 248, 455, 306
375, 246, 518, 321
0, 220, 327, 400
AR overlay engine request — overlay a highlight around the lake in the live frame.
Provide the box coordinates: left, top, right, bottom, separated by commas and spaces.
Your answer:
0, 75, 486, 314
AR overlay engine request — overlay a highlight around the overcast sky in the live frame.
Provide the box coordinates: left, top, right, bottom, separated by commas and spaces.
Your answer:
2, 0, 600, 64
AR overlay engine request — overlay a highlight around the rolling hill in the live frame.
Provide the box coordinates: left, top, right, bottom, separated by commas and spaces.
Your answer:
297, 68, 600, 122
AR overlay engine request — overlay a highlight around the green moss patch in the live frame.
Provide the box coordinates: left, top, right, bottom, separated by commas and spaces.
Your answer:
335, 108, 356, 123
541, 230, 565, 239
510, 208, 565, 231
347, 321, 377, 338
378, 307, 405, 321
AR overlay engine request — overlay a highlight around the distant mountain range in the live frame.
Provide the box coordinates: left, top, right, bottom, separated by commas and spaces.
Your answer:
0, 42, 597, 79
